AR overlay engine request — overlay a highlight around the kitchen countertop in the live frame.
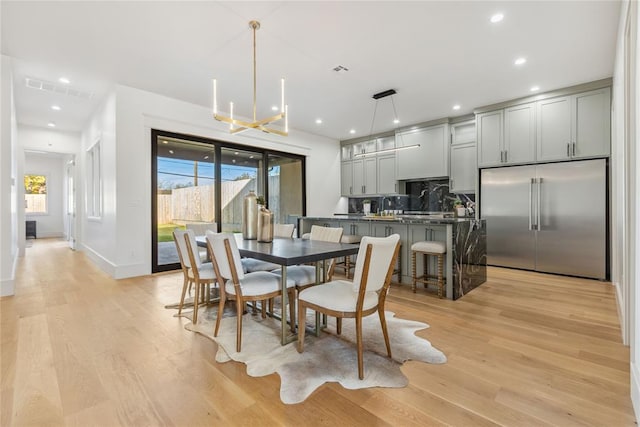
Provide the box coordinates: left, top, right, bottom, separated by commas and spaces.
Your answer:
305, 215, 480, 225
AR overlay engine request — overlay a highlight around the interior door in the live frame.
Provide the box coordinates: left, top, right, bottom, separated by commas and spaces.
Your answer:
481, 165, 536, 270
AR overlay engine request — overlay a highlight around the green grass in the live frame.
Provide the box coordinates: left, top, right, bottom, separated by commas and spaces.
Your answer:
158, 223, 185, 242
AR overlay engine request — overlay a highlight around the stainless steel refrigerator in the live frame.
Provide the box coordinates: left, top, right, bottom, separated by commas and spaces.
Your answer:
480, 159, 607, 279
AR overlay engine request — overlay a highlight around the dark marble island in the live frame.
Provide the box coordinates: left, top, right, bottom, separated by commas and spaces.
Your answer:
299, 215, 487, 300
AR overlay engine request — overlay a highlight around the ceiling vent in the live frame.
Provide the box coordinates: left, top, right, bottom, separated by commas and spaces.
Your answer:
332, 65, 349, 73
24, 77, 94, 100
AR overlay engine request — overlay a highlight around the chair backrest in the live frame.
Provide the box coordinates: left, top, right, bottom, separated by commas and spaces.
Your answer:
352, 234, 400, 293
274, 223, 295, 238
173, 229, 202, 269
206, 231, 244, 281
309, 225, 343, 243
186, 222, 217, 236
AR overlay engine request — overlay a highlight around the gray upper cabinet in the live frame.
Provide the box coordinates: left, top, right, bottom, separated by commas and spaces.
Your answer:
396, 123, 449, 180
477, 110, 503, 167
478, 103, 535, 167
537, 87, 611, 161
341, 161, 353, 196
504, 102, 536, 164
350, 157, 377, 196
377, 154, 398, 194
449, 120, 477, 194
573, 88, 611, 159
536, 96, 572, 161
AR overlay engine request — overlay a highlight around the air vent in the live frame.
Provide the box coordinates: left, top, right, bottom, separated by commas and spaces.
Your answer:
332, 65, 349, 73
24, 77, 94, 100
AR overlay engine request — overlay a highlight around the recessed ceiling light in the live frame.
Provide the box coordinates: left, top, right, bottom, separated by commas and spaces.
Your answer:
490, 13, 504, 23
514, 57, 527, 66
47, 122, 56, 127
234, 151, 239, 155
315, 119, 322, 124
271, 105, 278, 111
453, 105, 461, 110
232, 159, 236, 163
530, 86, 540, 92
58, 77, 70, 84
169, 150, 174, 154
393, 119, 400, 124
162, 140, 168, 144
51, 105, 61, 111
204, 155, 209, 159
349, 129, 356, 134
249, 155, 254, 159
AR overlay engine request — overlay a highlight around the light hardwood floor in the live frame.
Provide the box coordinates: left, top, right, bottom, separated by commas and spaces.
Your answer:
1, 238, 634, 426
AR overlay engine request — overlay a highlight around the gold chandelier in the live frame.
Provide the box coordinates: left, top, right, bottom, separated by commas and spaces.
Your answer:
212, 20, 288, 136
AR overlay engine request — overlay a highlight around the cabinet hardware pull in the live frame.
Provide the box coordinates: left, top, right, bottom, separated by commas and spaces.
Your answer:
567, 143, 570, 157
450, 179, 454, 189
350, 186, 352, 195
572, 143, 576, 156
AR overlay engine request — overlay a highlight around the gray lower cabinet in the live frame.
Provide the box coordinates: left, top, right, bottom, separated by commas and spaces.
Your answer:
370, 222, 408, 282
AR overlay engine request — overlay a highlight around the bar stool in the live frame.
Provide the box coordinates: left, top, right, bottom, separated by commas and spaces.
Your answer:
336, 234, 361, 278
411, 240, 446, 298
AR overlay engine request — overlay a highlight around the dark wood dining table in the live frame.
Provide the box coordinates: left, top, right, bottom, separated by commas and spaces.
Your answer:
196, 234, 360, 345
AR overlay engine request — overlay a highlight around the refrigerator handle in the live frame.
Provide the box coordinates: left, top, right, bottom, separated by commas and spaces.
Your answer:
566, 143, 570, 157
537, 177, 543, 231
529, 178, 535, 230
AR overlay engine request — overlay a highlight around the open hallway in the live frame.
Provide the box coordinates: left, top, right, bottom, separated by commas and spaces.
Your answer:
0, 238, 633, 426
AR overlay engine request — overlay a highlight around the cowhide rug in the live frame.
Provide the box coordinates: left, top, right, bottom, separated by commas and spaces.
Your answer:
176, 303, 446, 404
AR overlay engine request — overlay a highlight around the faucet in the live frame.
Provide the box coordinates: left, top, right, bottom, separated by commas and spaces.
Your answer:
380, 196, 391, 213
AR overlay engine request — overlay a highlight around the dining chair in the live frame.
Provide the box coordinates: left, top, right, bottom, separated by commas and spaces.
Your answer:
173, 229, 217, 323
186, 222, 218, 262
272, 225, 344, 290
297, 234, 400, 380
241, 223, 295, 273
206, 231, 296, 352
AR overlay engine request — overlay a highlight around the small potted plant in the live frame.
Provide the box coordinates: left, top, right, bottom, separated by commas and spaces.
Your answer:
453, 198, 466, 217
256, 195, 266, 206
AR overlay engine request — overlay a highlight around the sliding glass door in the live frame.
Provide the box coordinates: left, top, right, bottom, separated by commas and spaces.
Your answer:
152, 130, 305, 272
153, 134, 216, 272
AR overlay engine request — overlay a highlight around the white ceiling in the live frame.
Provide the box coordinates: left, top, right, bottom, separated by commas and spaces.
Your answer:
1, 1, 621, 141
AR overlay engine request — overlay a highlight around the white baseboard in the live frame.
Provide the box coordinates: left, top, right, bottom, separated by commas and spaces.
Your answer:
631, 362, 640, 421
0, 250, 18, 297
35, 231, 64, 239
114, 263, 149, 279
613, 280, 629, 345
80, 244, 149, 279
80, 243, 116, 277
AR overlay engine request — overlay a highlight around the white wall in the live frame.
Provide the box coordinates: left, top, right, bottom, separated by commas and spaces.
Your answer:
79, 91, 117, 275
23, 153, 65, 238
0, 55, 18, 297
613, 0, 640, 420
79, 84, 341, 278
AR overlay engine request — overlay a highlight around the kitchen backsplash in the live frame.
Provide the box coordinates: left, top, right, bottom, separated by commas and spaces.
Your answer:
348, 179, 475, 214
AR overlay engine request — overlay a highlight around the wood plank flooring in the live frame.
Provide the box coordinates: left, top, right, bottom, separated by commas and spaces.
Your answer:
1, 238, 635, 426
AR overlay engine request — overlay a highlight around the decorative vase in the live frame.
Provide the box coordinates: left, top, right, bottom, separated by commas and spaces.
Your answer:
257, 206, 274, 243
242, 191, 258, 239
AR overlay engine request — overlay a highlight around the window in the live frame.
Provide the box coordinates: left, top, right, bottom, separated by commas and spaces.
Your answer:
87, 140, 102, 218
24, 174, 47, 214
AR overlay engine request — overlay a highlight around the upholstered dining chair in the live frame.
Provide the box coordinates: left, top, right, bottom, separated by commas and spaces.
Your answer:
241, 223, 295, 273
297, 234, 400, 380
173, 229, 217, 323
272, 225, 344, 290
206, 231, 296, 352
186, 222, 218, 262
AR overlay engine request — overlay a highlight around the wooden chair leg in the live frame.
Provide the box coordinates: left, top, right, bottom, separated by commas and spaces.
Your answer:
178, 276, 189, 315
261, 300, 267, 318
297, 301, 306, 353
214, 293, 225, 337
438, 253, 444, 299
268, 298, 274, 314
336, 317, 342, 335
236, 298, 244, 352
378, 308, 392, 358
356, 314, 364, 380
423, 253, 428, 289
192, 280, 200, 324
345, 256, 351, 279
411, 251, 417, 293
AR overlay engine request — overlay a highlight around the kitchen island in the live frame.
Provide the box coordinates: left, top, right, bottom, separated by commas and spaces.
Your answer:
299, 215, 486, 300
